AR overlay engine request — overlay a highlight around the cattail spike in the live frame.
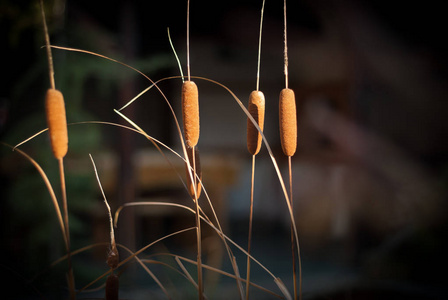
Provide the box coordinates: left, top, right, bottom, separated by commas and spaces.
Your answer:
279, 88, 297, 157
247, 90, 265, 156
45, 88, 68, 159
182, 80, 200, 148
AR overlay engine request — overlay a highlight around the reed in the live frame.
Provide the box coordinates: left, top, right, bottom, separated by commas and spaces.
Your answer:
279, 1, 300, 299
40, 1, 75, 298
245, 1, 266, 298
182, 1, 204, 298
185, 145, 202, 199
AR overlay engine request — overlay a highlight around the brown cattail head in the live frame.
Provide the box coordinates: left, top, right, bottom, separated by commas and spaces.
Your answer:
182, 80, 200, 148
279, 88, 297, 156
105, 273, 119, 300
45, 88, 68, 159
247, 90, 265, 155
185, 146, 202, 199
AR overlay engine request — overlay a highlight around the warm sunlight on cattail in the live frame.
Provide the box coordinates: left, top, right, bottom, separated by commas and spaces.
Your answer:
279, 88, 297, 157
247, 90, 265, 156
45, 88, 68, 159
182, 80, 200, 148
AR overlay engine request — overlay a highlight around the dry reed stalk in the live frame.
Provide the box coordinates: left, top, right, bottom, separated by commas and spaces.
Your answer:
186, 145, 202, 199
245, 90, 265, 297
105, 201, 119, 300
246, 1, 266, 298
280, 1, 300, 299
40, 1, 75, 299
183, 1, 203, 298
89, 154, 121, 299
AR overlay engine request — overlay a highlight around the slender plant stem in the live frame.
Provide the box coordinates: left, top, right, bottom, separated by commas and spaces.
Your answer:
290, 156, 302, 300
191, 146, 204, 300
255, 0, 266, 91
283, 0, 289, 90
288, 156, 298, 300
58, 158, 75, 300
245, 154, 257, 299
40, 0, 55, 90
167, 27, 185, 83
186, 0, 191, 82
37, 4, 75, 296
247, 2, 265, 295
185, 0, 202, 297
283, 1, 300, 297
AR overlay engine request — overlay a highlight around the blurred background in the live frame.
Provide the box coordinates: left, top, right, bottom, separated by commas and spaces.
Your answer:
1, 0, 447, 299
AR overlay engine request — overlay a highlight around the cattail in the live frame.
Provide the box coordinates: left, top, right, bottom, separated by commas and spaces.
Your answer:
279, 88, 297, 157
182, 80, 199, 148
45, 88, 68, 159
185, 146, 202, 199
105, 273, 119, 300
247, 90, 265, 156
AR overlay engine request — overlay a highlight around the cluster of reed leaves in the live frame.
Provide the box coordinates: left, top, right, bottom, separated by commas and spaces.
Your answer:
2, 0, 302, 299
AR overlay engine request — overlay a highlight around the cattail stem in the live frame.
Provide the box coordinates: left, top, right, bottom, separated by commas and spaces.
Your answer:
282, 1, 301, 298
59, 158, 75, 300
186, 146, 202, 199
184, 1, 201, 295
256, 0, 266, 91
288, 156, 298, 300
246, 2, 266, 296
191, 146, 204, 300
186, 0, 191, 81
40, 0, 55, 90
283, 0, 289, 89
185, 145, 203, 299
41, 2, 73, 297
245, 155, 256, 299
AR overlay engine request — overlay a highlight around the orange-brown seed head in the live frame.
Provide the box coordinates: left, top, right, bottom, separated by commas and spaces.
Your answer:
247, 90, 265, 156
279, 88, 297, 157
45, 88, 68, 159
182, 81, 200, 148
